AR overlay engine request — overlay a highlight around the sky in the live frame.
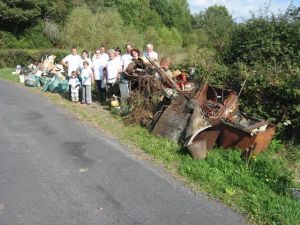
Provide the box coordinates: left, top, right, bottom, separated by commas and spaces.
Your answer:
188, 0, 300, 21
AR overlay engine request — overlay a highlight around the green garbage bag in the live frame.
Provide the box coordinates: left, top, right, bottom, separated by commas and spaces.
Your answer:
42, 75, 68, 93
24, 74, 40, 87
39, 76, 51, 87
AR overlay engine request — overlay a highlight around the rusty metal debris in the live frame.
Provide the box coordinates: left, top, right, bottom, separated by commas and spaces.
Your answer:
152, 95, 190, 142
121, 57, 275, 159
196, 83, 239, 123
219, 114, 276, 157
150, 82, 276, 159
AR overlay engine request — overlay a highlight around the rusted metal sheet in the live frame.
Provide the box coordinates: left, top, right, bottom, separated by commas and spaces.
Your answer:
151, 95, 190, 142
186, 140, 207, 159
186, 126, 220, 159
218, 116, 276, 156
191, 126, 220, 150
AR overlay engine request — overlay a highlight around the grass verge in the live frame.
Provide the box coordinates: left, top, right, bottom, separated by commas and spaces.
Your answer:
1, 68, 299, 225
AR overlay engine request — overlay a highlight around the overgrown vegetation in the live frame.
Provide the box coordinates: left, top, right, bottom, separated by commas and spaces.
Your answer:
0, 67, 299, 225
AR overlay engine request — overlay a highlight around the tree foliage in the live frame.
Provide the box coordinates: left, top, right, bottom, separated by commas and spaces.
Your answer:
192, 5, 234, 53
0, 0, 71, 33
150, 0, 192, 32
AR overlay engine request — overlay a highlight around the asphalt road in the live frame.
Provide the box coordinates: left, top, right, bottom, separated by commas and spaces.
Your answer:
0, 80, 247, 225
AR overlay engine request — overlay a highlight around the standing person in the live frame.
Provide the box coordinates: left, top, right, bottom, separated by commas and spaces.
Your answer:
80, 50, 92, 71
92, 49, 108, 104
61, 47, 82, 78
114, 47, 122, 62
104, 49, 121, 100
61, 47, 82, 99
92, 45, 109, 62
125, 48, 141, 73
121, 44, 133, 71
99, 45, 109, 61
143, 43, 158, 62
81, 61, 93, 105
131, 48, 140, 61
68, 71, 81, 102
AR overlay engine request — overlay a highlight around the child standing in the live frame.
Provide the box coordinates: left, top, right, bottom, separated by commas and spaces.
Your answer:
68, 71, 81, 102
81, 61, 93, 104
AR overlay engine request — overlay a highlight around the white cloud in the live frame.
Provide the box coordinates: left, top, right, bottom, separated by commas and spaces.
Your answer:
188, 0, 298, 21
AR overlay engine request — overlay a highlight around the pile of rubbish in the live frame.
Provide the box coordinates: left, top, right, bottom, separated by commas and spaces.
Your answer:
12, 55, 276, 159
122, 58, 276, 159
13, 55, 68, 93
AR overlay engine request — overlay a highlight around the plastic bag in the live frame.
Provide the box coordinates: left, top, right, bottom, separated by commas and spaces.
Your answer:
42, 75, 68, 93
24, 74, 40, 87
39, 76, 51, 87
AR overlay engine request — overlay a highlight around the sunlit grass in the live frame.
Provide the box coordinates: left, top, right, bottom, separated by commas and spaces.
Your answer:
0, 68, 19, 82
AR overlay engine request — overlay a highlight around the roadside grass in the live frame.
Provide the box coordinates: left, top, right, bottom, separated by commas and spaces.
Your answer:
0, 68, 19, 82
1, 68, 299, 225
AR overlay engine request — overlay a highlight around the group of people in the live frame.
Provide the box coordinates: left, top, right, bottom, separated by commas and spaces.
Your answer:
61, 43, 158, 104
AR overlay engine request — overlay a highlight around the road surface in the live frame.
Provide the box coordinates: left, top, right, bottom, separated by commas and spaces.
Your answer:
0, 80, 247, 225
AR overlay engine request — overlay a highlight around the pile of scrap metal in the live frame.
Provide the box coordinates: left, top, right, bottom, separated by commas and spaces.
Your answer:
122, 57, 195, 97
151, 79, 276, 159
120, 57, 196, 125
13, 55, 67, 92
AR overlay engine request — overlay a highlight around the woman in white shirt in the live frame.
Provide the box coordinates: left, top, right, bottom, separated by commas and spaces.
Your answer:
104, 49, 121, 100
92, 49, 108, 104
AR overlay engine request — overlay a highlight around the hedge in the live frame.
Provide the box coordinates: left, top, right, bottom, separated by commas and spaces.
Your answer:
0, 49, 69, 68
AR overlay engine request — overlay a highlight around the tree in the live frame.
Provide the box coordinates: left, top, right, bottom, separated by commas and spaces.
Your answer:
0, 0, 43, 33
192, 5, 234, 53
61, 5, 145, 50
113, 0, 164, 31
150, 0, 192, 32
0, 0, 72, 34
227, 7, 300, 65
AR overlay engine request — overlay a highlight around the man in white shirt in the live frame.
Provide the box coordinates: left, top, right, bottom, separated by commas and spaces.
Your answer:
143, 43, 158, 63
92, 49, 108, 104
61, 47, 82, 99
61, 47, 82, 78
121, 44, 133, 71
104, 49, 121, 100
99, 46, 109, 61
92, 45, 109, 62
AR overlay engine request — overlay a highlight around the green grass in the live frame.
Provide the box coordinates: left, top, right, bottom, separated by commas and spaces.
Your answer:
1, 67, 299, 225
0, 68, 19, 82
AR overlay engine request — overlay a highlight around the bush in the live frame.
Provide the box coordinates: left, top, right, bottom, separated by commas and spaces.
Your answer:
0, 49, 68, 68
221, 8, 300, 142
61, 5, 133, 50
224, 62, 300, 141
0, 31, 18, 48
